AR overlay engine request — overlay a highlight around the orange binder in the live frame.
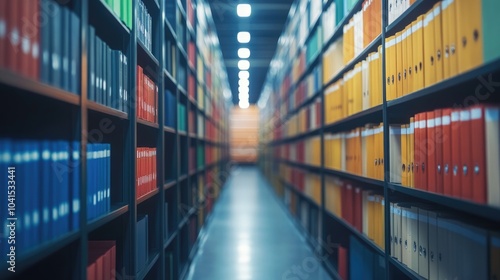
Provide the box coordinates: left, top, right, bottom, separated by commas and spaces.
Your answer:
427, 111, 436, 193
455, 0, 483, 73
409, 117, 415, 188
460, 109, 473, 200
470, 105, 487, 204
450, 109, 461, 197
434, 109, 444, 194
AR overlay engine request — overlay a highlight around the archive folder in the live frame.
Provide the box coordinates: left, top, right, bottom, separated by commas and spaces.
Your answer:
456, 0, 483, 73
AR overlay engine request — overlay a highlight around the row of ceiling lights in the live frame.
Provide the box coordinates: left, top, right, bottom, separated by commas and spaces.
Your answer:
237, 4, 251, 109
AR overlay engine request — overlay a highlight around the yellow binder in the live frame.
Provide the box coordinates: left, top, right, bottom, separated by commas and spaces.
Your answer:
433, 3, 444, 83
456, 0, 483, 73
401, 124, 408, 186
406, 23, 414, 94
423, 9, 436, 86
385, 35, 396, 101
412, 15, 425, 91
395, 31, 403, 98
401, 26, 409, 96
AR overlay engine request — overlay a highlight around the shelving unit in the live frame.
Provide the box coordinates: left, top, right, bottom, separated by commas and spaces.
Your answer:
0, 0, 230, 278
258, 0, 500, 279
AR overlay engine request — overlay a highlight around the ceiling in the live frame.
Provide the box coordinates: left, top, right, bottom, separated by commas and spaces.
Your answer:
208, 0, 294, 104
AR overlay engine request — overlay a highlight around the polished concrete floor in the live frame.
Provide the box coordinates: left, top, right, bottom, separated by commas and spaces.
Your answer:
185, 166, 332, 280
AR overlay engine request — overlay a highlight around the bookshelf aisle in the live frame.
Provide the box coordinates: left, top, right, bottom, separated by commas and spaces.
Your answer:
258, 0, 500, 279
0, 0, 230, 279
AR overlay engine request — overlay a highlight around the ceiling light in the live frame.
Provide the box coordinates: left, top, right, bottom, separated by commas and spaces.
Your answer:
239, 86, 249, 93
237, 4, 251, 17
239, 79, 249, 87
237, 32, 251, 43
239, 71, 250, 79
239, 100, 250, 109
238, 48, 251, 59
238, 60, 250, 70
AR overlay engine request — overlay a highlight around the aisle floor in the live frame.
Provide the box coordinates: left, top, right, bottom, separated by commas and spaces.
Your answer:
185, 166, 333, 280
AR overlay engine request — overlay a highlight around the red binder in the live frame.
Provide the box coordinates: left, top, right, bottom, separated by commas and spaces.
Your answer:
137, 66, 143, 120
470, 105, 487, 204
460, 109, 473, 200
339, 246, 348, 280
434, 109, 444, 194
6, 1, 19, 72
32, 0, 40, 79
451, 109, 461, 197
442, 109, 452, 196
427, 111, 436, 193
87, 262, 96, 280
20, 2, 30, 77
0, 0, 6, 67
344, 181, 354, 225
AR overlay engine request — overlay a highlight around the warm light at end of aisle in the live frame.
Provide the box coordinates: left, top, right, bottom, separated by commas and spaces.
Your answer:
239, 100, 250, 109
238, 48, 251, 59
237, 32, 251, 43
237, 4, 251, 17
239, 71, 250, 79
239, 79, 249, 87
239, 86, 249, 94
238, 60, 250, 70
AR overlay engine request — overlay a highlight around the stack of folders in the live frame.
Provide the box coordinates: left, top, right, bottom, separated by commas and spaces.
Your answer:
0, 1, 81, 94
87, 143, 112, 221
324, 176, 385, 249
136, 215, 149, 273
137, 0, 152, 52
386, 0, 500, 101
390, 105, 500, 206
87, 240, 116, 280
136, 147, 157, 199
0, 140, 81, 254
324, 123, 385, 180
390, 204, 500, 279
137, 66, 158, 123
343, 0, 382, 64
89, 26, 128, 112
324, 47, 383, 123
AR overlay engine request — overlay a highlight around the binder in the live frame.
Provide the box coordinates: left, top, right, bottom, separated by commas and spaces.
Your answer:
385, 35, 396, 101
405, 24, 414, 94
401, 207, 410, 266
427, 211, 438, 279
486, 107, 500, 206
394, 205, 402, 262
434, 109, 444, 194
389, 125, 402, 183
426, 111, 436, 193
395, 31, 403, 98
459, 109, 472, 200
442, 0, 458, 79
411, 16, 425, 91
401, 26, 409, 96
414, 113, 421, 189
423, 9, 435, 87
436, 215, 450, 280
450, 109, 461, 197
409, 118, 415, 188
409, 206, 419, 272
470, 105, 487, 204
432, 3, 444, 84
417, 208, 429, 279
442, 109, 452, 196
456, 0, 483, 73
401, 125, 408, 186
